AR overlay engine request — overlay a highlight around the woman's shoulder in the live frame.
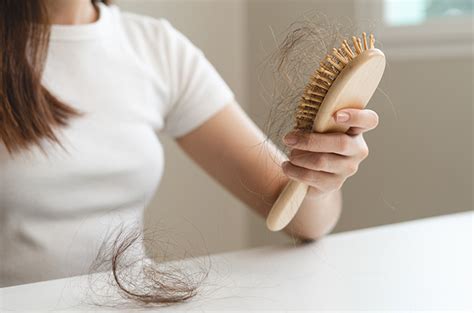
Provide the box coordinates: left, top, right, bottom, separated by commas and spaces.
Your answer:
108, 5, 204, 71
108, 5, 176, 44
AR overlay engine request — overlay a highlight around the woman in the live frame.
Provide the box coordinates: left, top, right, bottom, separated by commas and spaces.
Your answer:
0, 0, 378, 289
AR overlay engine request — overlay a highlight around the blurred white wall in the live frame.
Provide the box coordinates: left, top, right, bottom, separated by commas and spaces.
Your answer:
115, 0, 473, 253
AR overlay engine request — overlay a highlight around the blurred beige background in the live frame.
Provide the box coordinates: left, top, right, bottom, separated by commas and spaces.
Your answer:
115, 0, 473, 256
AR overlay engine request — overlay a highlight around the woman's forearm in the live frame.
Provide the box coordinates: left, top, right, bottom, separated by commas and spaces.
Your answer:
177, 103, 344, 240
284, 188, 342, 241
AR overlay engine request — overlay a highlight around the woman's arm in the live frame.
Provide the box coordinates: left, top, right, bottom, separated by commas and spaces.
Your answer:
176, 101, 378, 240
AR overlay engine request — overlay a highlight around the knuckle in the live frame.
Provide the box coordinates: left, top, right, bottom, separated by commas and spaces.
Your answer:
289, 150, 307, 166
360, 144, 369, 159
298, 132, 311, 147
306, 133, 322, 150
347, 163, 359, 176
288, 153, 298, 164
300, 169, 313, 182
312, 154, 328, 170
283, 161, 294, 174
337, 135, 350, 153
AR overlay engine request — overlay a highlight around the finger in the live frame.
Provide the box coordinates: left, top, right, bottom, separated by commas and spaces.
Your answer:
282, 161, 345, 193
289, 150, 357, 176
334, 109, 379, 131
283, 132, 358, 156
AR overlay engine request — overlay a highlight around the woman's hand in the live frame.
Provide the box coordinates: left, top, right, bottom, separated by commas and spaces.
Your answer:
282, 108, 379, 199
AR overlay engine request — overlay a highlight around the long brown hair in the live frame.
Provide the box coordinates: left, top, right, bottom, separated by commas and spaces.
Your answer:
0, 0, 110, 153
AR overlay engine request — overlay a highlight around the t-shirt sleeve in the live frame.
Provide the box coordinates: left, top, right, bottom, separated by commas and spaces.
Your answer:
159, 20, 235, 138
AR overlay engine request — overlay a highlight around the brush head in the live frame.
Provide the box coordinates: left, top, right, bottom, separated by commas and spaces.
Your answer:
295, 33, 386, 133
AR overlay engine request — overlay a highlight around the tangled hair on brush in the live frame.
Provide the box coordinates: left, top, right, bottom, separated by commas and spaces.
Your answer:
262, 12, 373, 154
88, 224, 211, 308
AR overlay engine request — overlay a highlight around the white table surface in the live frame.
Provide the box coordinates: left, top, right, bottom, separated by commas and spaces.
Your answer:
1, 212, 472, 312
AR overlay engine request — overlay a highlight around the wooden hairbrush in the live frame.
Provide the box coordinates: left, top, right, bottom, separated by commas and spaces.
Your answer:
266, 33, 386, 231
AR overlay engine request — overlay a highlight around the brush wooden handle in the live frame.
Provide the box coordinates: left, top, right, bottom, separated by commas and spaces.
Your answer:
266, 48, 386, 232
266, 180, 309, 231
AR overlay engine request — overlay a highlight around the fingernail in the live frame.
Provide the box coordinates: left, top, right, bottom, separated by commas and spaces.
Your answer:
336, 112, 350, 123
283, 133, 298, 145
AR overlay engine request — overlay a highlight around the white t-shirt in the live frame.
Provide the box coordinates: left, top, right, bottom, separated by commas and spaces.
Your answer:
0, 3, 234, 287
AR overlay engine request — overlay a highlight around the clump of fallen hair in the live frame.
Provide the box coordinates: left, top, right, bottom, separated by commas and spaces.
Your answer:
87, 224, 210, 308
262, 13, 369, 154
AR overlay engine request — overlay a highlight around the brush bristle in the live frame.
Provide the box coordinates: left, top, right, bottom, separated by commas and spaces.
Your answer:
295, 33, 376, 130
